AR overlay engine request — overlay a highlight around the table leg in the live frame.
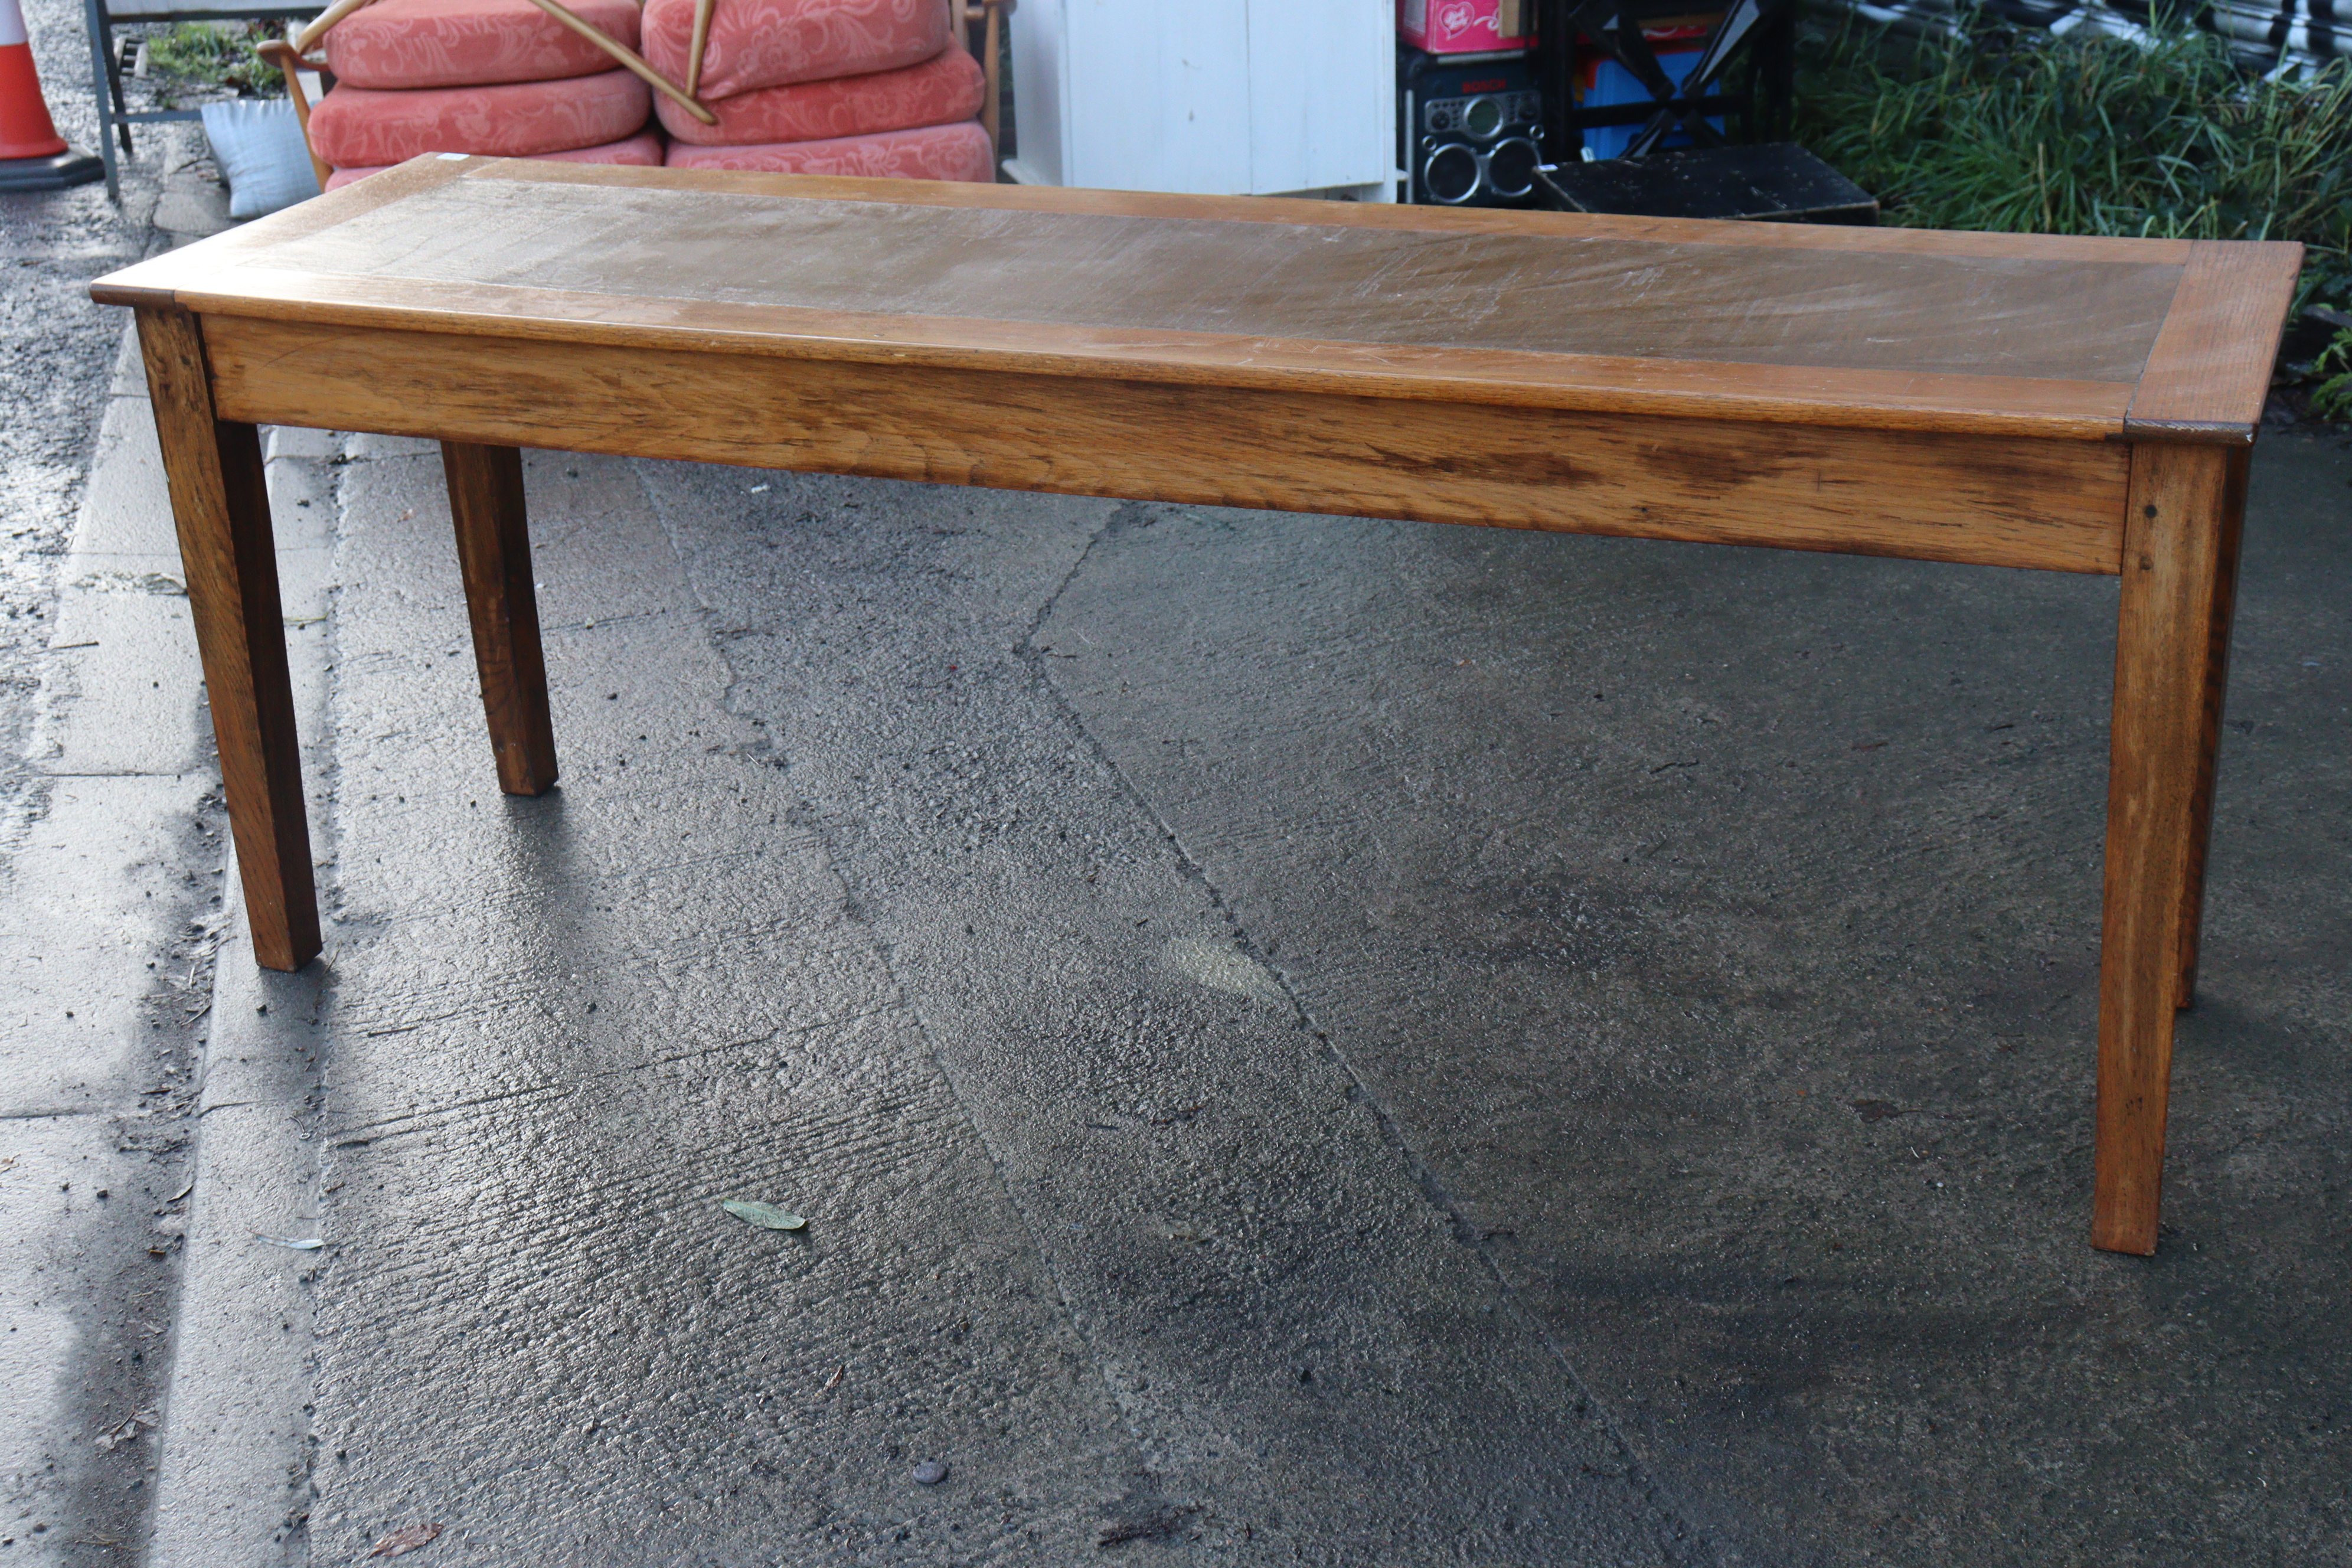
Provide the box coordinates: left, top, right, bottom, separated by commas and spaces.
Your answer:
2170, 447, 2248, 1011
442, 441, 557, 796
135, 305, 321, 973
2093, 441, 2245, 1255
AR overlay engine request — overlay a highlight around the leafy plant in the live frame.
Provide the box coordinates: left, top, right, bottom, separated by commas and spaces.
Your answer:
143, 21, 283, 97
1794, 14, 2352, 315
2309, 326, 2352, 420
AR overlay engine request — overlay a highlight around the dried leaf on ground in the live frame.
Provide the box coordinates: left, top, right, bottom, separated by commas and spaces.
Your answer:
92, 1409, 157, 1452
368, 1521, 443, 1557
721, 1200, 806, 1231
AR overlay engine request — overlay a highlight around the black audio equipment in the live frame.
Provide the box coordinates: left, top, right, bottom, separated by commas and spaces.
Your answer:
1397, 48, 1546, 207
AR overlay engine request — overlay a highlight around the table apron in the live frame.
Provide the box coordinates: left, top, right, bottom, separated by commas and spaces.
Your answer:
201, 313, 2131, 576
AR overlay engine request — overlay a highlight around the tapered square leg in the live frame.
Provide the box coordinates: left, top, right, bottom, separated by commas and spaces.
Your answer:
2093, 442, 2246, 1255
442, 441, 557, 796
2170, 447, 2249, 1011
136, 305, 320, 972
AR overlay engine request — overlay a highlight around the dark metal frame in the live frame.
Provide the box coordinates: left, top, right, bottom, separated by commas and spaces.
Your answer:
79, 0, 315, 199
1533, 0, 1795, 162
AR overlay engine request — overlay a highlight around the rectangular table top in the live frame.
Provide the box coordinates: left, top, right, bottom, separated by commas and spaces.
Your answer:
93, 156, 2301, 444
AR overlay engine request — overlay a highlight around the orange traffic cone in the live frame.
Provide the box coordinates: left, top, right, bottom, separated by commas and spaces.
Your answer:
0, 0, 100, 190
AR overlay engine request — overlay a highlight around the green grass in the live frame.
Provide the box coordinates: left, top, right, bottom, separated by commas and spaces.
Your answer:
1792, 14, 2352, 410
2310, 330, 2352, 417
143, 21, 283, 98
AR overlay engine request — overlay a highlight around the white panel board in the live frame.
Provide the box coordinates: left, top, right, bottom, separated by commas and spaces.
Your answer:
1005, 0, 1069, 185
1060, 0, 1252, 193
1246, 0, 1395, 193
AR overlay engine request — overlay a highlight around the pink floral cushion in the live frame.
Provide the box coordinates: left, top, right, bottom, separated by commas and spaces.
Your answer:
657, 44, 981, 145
640, 0, 947, 100
324, 129, 664, 187
323, 0, 642, 89
308, 69, 651, 166
663, 120, 993, 181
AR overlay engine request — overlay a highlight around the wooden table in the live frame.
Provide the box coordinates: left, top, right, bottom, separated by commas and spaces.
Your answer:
90, 157, 2299, 1255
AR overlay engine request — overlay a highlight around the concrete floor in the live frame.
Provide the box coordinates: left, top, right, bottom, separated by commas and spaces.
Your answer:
142, 423, 2344, 1564
0, 0, 247, 1551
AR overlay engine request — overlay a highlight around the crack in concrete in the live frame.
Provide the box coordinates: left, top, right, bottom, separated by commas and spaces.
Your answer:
1008, 502, 1725, 1568
640, 473, 1177, 1521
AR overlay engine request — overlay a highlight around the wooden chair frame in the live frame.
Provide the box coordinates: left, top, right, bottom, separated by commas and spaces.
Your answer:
255, 36, 330, 190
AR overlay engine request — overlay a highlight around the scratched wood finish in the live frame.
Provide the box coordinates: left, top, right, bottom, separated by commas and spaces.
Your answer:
202, 314, 2134, 574
87, 158, 2295, 445
94, 159, 2208, 288
2093, 442, 2244, 1254
338, 157, 2215, 263
229, 178, 2186, 384
133, 305, 321, 972
442, 441, 558, 796
153, 269, 2144, 440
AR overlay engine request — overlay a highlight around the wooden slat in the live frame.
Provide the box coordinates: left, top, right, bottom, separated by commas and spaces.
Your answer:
134, 305, 321, 973
2125, 240, 2306, 443
202, 314, 2132, 574
2092, 441, 2242, 1254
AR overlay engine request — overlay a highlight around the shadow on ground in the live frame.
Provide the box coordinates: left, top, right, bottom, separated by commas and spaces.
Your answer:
285, 431, 2347, 1564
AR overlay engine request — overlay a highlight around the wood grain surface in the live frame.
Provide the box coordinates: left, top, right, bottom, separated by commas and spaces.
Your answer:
303, 156, 2217, 261
442, 441, 558, 796
88, 158, 2294, 448
2093, 441, 2243, 1253
2170, 443, 2250, 1010
202, 314, 2132, 574
214, 178, 2185, 384
148, 264, 2137, 439
134, 305, 321, 972
87, 158, 2206, 285
2126, 241, 2307, 443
